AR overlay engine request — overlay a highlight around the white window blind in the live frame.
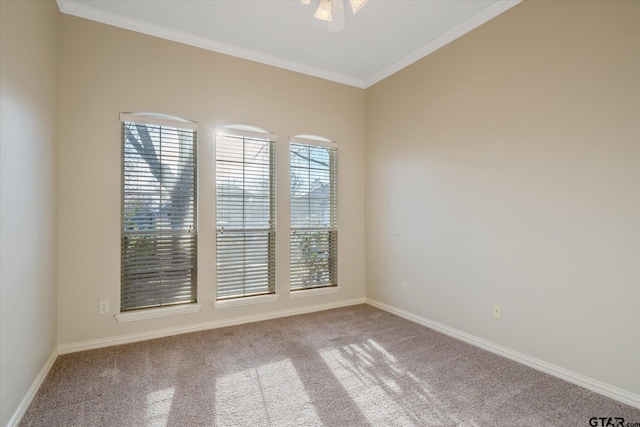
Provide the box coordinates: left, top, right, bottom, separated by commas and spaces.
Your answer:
290, 139, 337, 290
121, 114, 197, 311
216, 129, 276, 300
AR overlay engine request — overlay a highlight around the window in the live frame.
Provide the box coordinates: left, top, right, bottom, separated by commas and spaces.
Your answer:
216, 127, 276, 300
120, 113, 198, 311
290, 137, 337, 290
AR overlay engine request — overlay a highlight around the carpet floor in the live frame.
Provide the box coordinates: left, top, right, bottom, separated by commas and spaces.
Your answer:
20, 304, 640, 426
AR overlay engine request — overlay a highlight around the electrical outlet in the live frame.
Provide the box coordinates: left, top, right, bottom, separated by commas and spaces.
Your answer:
402, 281, 408, 293
99, 301, 109, 314
492, 304, 501, 319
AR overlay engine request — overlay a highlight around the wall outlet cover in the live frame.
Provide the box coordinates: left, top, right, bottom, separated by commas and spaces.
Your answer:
492, 304, 501, 319
99, 301, 109, 314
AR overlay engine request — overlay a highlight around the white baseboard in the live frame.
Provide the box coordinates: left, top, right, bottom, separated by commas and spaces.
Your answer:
6, 348, 58, 427
58, 297, 366, 354
366, 298, 640, 410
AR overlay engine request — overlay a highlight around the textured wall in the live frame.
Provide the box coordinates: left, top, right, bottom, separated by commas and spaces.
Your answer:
0, 1, 59, 424
365, 1, 640, 394
57, 15, 366, 345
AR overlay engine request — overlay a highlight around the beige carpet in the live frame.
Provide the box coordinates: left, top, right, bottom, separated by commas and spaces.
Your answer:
20, 304, 640, 426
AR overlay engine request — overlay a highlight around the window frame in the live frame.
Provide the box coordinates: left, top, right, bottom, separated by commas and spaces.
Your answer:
119, 113, 199, 314
215, 126, 278, 301
289, 135, 338, 293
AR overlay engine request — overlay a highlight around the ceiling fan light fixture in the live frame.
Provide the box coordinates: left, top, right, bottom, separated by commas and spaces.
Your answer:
349, 0, 368, 14
314, 0, 333, 22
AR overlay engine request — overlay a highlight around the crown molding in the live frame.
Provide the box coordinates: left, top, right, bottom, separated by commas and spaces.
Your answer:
56, 0, 367, 89
56, 0, 520, 90
364, 0, 522, 88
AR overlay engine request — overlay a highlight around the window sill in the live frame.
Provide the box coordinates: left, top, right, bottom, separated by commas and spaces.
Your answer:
289, 286, 341, 299
115, 303, 202, 323
213, 293, 279, 309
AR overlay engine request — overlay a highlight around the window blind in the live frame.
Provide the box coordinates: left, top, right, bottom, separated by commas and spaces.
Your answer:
216, 131, 276, 299
121, 115, 197, 311
290, 141, 337, 290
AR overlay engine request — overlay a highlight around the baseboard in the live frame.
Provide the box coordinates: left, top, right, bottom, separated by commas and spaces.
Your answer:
6, 348, 58, 427
58, 297, 366, 354
366, 298, 640, 410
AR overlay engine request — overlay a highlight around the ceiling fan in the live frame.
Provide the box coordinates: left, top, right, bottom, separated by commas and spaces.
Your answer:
301, 0, 369, 32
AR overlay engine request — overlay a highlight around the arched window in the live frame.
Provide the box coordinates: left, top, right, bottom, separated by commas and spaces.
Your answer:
215, 125, 277, 300
120, 113, 198, 311
290, 135, 338, 291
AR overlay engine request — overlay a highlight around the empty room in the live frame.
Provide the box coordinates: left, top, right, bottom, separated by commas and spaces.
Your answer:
1, 0, 639, 425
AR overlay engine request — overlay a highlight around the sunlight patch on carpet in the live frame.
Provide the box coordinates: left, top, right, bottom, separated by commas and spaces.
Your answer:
214, 358, 322, 425
145, 386, 175, 426
320, 338, 458, 425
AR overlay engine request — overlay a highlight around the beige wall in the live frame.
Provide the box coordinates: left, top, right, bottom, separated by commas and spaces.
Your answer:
57, 15, 366, 345
366, 0, 640, 394
0, 1, 59, 424
4, 0, 638, 416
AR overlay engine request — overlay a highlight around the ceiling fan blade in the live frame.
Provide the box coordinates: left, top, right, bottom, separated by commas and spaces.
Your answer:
350, 0, 368, 14
328, 0, 345, 32
315, 0, 333, 22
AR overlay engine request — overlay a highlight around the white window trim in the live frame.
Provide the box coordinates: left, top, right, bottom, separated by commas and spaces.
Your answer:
289, 137, 338, 291
115, 303, 202, 323
120, 112, 198, 130
213, 293, 280, 309
120, 113, 199, 312
215, 125, 278, 301
216, 125, 277, 141
290, 135, 337, 148
289, 286, 341, 299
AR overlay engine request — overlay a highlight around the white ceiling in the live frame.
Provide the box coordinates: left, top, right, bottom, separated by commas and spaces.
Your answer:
57, 0, 521, 88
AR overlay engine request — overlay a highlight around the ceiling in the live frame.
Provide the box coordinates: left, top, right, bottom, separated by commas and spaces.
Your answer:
56, 0, 521, 88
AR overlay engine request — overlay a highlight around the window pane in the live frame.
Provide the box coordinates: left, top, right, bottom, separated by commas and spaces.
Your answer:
290, 142, 337, 290
121, 119, 197, 311
216, 133, 275, 299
